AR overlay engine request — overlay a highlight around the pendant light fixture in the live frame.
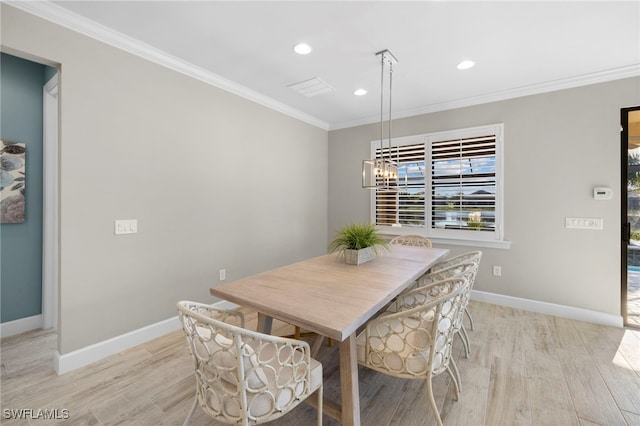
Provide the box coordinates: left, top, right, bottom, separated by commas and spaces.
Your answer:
362, 49, 399, 190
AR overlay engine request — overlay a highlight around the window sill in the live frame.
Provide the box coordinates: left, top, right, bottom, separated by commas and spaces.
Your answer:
379, 228, 511, 250
425, 237, 511, 250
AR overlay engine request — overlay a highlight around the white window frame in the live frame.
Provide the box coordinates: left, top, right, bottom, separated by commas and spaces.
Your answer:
369, 123, 510, 249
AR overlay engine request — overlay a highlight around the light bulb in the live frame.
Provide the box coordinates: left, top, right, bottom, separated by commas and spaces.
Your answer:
457, 60, 475, 70
293, 43, 312, 55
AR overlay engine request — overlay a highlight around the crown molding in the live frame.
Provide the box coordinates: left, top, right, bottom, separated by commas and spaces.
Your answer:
330, 64, 640, 130
6, 0, 330, 131
7, 1, 638, 133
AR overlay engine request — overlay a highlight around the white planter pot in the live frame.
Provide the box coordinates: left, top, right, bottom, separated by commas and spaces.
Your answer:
344, 247, 376, 265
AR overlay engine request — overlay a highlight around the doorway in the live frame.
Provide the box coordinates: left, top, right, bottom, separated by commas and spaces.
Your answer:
622, 106, 640, 328
0, 53, 57, 337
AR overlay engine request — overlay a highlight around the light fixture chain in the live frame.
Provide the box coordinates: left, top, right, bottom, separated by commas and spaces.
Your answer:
389, 60, 393, 167
362, 49, 400, 191
380, 52, 385, 166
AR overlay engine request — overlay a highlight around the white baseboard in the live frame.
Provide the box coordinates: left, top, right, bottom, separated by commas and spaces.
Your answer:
54, 316, 181, 375
53, 294, 622, 375
54, 300, 237, 375
0, 314, 43, 338
471, 290, 624, 328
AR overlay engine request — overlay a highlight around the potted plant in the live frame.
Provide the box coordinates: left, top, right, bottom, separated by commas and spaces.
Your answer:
328, 222, 389, 265
467, 211, 482, 230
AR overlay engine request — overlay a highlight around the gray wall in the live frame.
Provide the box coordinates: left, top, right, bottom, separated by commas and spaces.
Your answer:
329, 77, 640, 317
2, 5, 328, 353
3, 2, 637, 355
0, 53, 49, 323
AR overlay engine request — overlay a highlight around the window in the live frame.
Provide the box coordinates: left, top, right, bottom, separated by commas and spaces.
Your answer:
371, 124, 506, 247
374, 143, 426, 227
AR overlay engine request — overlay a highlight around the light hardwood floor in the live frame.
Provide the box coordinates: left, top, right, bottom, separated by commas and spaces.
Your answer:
1, 301, 639, 425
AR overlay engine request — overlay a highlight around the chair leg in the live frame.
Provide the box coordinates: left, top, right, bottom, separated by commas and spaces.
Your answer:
183, 396, 198, 426
446, 366, 460, 400
449, 357, 462, 396
457, 326, 470, 358
461, 324, 471, 357
465, 306, 474, 331
317, 385, 323, 426
425, 376, 443, 426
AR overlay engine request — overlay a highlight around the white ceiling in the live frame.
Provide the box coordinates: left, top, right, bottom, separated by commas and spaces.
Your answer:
19, 1, 640, 130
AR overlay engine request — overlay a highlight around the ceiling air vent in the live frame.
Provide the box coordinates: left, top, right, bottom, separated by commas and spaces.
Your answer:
287, 77, 336, 97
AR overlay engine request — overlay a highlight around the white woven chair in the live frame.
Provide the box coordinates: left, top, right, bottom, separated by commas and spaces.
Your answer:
389, 235, 433, 292
418, 259, 480, 287
399, 262, 478, 359
430, 251, 482, 274
389, 234, 432, 247
356, 278, 469, 426
428, 251, 482, 331
177, 301, 323, 426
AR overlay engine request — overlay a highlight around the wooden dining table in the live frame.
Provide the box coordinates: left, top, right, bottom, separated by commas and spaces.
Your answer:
210, 245, 449, 426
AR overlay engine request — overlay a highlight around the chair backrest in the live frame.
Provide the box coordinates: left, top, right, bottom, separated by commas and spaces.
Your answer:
177, 301, 315, 425
431, 250, 482, 272
389, 234, 432, 248
395, 273, 471, 311
420, 261, 478, 287
414, 262, 477, 333
361, 278, 468, 378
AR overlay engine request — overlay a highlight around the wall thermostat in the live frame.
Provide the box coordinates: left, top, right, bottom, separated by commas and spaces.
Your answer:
593, 187, 613, 200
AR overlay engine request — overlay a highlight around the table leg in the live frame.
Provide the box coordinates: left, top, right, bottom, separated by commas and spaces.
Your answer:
339, 333, 361, 426
257, 313, 273, 334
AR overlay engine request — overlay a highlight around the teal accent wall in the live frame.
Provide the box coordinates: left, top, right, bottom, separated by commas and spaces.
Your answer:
44, 65, 57, 83
0, 53, 53, 323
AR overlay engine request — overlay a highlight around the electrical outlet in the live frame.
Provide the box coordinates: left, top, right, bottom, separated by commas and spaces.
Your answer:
493, 265, 502, 276
219, 269, 226, 281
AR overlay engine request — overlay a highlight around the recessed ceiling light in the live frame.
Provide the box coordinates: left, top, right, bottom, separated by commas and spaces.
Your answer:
354, 88, 367, 96
293, 43, 312, 55
457, 60, 475, 70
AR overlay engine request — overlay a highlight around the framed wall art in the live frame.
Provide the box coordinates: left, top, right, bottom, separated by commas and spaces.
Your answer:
1, 140, 26, 223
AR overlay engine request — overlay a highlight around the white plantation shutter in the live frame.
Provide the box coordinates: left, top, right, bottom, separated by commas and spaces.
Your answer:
372, 124, 504, 243
375, 143, 425, 227
430, 134, 496, 232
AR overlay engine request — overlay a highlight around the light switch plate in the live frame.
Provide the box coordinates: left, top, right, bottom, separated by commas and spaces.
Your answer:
565, 217, 603, 230
115, 219, 138, 235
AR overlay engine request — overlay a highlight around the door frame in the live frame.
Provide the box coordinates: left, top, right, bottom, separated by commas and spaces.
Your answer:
42, 72, 59, 330
621, 105, 640, 328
